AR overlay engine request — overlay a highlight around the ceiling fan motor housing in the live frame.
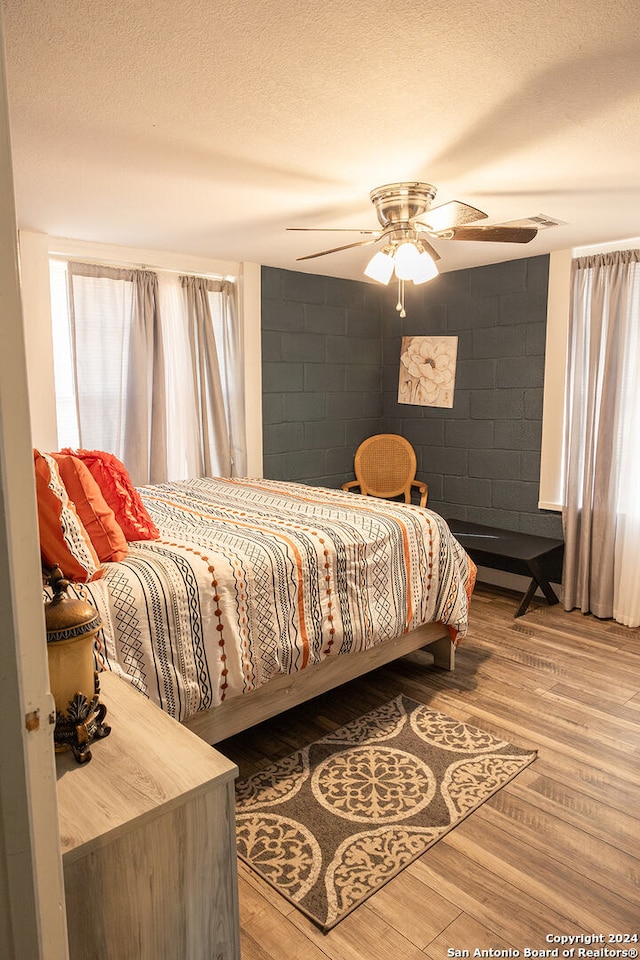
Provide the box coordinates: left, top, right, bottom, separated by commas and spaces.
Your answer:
369, 182, 438, 228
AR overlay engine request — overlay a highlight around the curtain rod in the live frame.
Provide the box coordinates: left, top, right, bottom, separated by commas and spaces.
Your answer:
48, 252, 237, 283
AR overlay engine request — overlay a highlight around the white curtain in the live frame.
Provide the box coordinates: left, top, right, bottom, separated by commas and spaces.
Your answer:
68, 262, 167, 485
158, 273, 202, 481
67, 264, 133, 455
63, 262, 245, 485
125, 269, 167, 484
562, 249, 640, 627
160, 274, 246, 480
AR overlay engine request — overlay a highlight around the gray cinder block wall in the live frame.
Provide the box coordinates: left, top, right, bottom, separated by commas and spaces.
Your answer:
381, 255, 562, 538
261, 267, 385, 488
261, 255, 563, 539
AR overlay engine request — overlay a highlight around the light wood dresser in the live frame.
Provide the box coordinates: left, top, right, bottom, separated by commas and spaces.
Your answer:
56, 671, 241, 960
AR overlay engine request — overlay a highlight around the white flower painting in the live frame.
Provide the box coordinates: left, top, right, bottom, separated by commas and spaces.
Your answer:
398, 336, 458, 408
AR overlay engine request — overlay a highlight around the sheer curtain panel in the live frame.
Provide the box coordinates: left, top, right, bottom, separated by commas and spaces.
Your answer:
67, 263, 167, 485
562, 249, 640, 627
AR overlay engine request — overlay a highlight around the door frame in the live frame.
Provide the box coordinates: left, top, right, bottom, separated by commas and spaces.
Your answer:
0, 7, 69, 957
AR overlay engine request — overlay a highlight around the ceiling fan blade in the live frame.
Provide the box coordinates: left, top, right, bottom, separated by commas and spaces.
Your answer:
415, 200, 488, 232
442, 224, 538, 243
287, 227, 380, 234
295, 237, 381, 261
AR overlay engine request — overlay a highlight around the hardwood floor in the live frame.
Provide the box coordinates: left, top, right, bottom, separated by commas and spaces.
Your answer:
219, 584, 640, 960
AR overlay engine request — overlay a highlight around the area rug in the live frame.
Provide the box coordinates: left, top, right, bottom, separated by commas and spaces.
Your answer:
235, 694, 536, 930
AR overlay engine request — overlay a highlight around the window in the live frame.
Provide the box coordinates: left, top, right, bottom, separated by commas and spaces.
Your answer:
49, 257, 245, 484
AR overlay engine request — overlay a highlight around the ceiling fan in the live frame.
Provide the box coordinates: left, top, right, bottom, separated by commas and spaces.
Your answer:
288, 182, 538, 316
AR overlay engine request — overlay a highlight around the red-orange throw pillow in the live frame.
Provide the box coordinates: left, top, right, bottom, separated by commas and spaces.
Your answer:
33, 450, 104, 582
50, 453, 129, 562
60, 448, 160, 542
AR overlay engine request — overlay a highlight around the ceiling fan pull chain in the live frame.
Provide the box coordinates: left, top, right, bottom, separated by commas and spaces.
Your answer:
396, 279, 406, 318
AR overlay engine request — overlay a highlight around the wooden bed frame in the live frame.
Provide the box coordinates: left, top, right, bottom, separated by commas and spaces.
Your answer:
183, 622, 454, 744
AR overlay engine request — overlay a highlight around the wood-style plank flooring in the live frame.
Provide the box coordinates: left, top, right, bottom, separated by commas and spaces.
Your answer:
219, 584, 640, 960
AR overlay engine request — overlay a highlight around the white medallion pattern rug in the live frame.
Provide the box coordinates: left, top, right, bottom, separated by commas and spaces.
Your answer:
235, 695, 537, 930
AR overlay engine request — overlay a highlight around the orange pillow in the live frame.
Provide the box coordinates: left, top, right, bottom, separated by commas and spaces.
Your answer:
50, 453, 128, 562
60, 448, 160, 542
33, 450, 104, 582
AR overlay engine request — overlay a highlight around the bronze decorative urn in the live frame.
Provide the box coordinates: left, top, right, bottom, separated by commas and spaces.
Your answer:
44, 565, 111, 763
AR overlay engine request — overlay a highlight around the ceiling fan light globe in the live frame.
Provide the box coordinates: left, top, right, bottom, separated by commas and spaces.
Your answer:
364, 250, 395, 285
393, 241, 422, 280
411, 250, 439, 284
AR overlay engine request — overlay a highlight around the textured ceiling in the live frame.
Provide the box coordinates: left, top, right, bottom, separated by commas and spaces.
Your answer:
2, 0, 639, 280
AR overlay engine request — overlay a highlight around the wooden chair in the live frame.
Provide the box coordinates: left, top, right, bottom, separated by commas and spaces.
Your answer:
342, 434, 428, 507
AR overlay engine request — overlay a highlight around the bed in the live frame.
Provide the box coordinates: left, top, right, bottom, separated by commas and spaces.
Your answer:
62, 476, 475, 744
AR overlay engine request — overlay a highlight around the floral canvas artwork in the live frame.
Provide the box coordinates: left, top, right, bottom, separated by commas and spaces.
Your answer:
398, 336, 458, 407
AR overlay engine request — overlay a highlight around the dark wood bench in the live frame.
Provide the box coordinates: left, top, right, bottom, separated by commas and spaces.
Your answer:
446, 519, 564, 618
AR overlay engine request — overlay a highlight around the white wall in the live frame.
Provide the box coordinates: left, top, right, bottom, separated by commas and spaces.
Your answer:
18, 232, 58, 449
18, 232, 263, 473
237, 260, 263, 477
539, 249, 572, 511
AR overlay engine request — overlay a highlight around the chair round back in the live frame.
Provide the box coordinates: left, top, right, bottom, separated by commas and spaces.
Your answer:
354, 434, 417, 502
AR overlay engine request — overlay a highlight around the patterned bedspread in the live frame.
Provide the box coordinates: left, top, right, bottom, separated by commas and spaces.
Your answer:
77, 477, 475, 722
